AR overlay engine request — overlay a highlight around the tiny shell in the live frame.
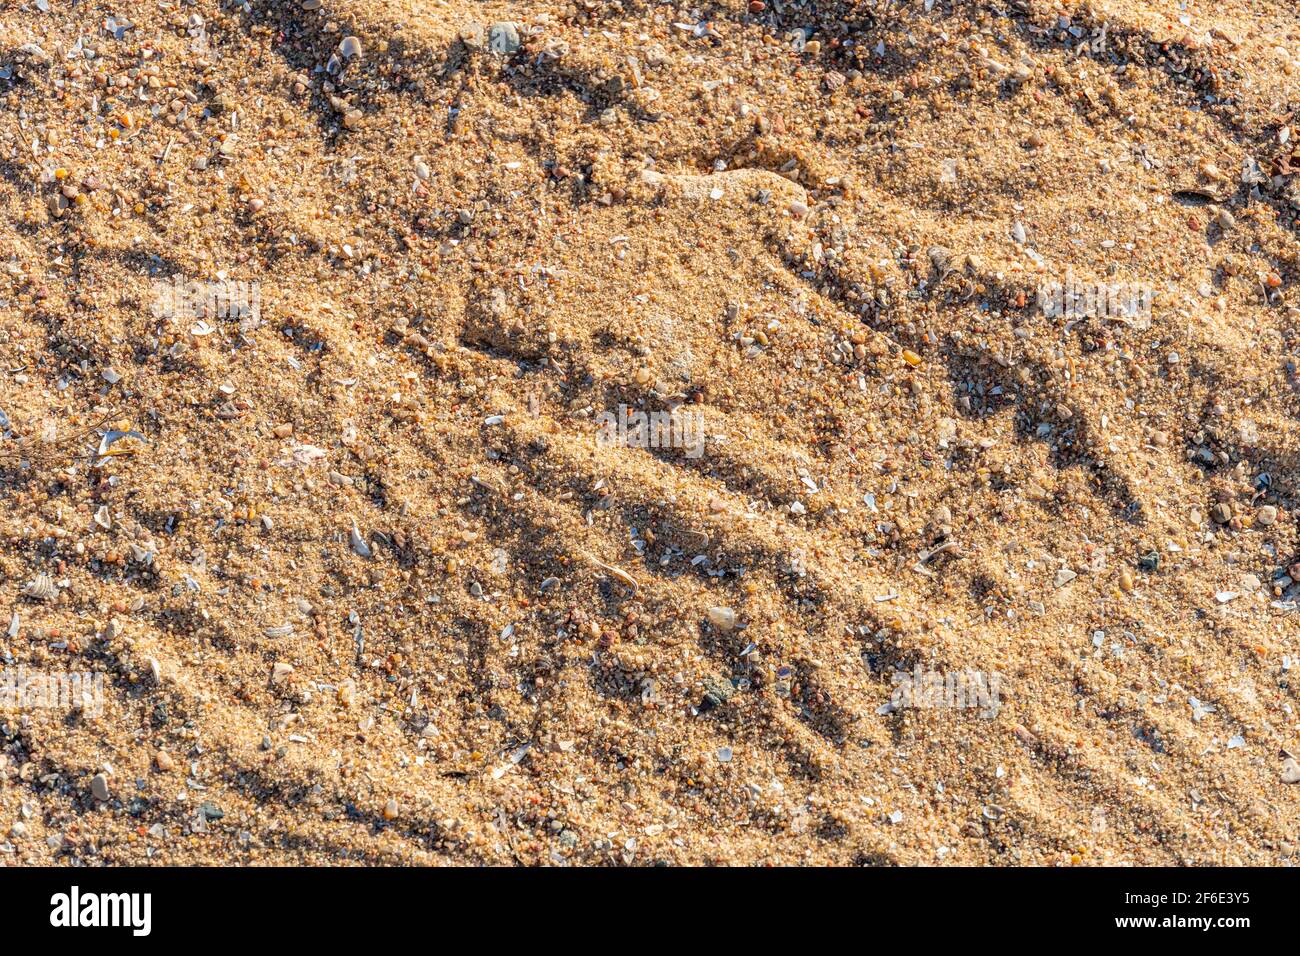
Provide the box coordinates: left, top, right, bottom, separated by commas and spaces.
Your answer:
708, 606, 737, 631
97, 429, 147, 458
350, 522, 372, 558
339, 35, 362, 59
21, 573, 58, 602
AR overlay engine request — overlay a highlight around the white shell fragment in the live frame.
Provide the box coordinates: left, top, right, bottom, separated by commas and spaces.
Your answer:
21, 573, 59, 602
708, 606, 737, 631
350, 522, 372, 558
97, 429, 148, 458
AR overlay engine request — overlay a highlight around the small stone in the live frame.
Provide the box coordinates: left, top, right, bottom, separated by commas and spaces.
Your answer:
1256, 505, 1278, 527
1283, 759, 1300, 784
1054, 568, 1077, 588
488, 22, 522, 54
1210, 502, 1233, 525
701, 676, 736, 711
155, 751, 175, 772
1118, 570, 1134, 592
383, 798, 399, 820
9, 820, 28, 839
200, 801, 224, 821
90, 773, 110, 801
1138, 551, 1160, 573
271, 661, 295, 685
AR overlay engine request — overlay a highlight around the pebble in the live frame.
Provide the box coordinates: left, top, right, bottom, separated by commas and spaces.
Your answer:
488, 22, 522, 55
90, 773, 110, 801
1283, 759, 1300, 784
701, 676, 736, 710
1054, 568, 1077, 588
155, 751, 175, 772
1256, 505, 1278, 527
1210, 502, 1233, 525
383, 798, 400, 820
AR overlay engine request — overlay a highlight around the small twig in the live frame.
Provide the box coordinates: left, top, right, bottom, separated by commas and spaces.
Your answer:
0, 407, 123, 466
581, 551, 639, 594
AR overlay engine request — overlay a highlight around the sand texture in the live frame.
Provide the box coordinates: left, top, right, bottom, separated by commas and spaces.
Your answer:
1, 0, 1299, 865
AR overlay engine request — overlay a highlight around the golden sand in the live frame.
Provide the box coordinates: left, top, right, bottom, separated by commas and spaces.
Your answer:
1, 0, 1299, 865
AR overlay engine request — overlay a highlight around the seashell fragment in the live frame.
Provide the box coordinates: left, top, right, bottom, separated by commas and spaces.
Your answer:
21, 573, 59, 602
707, 606, 738, 631
350, 522, 372, 558
339, 35, 363, 59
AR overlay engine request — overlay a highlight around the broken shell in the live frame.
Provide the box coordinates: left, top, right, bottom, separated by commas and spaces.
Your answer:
271, 662, 295, 685
97, 429, 148, 458
339, 35, 363, 59
350, 522, 372, 558
21, 573, 59, 602
708, 606, 738, 631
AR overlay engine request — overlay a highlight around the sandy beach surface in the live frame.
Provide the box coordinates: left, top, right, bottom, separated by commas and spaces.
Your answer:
1, 0, 1299, 865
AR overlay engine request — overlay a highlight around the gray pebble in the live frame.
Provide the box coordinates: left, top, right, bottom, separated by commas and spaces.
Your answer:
488, 22, 522, 55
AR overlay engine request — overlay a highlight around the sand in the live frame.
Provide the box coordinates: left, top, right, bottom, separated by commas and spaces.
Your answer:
0, 0, 1298, 866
